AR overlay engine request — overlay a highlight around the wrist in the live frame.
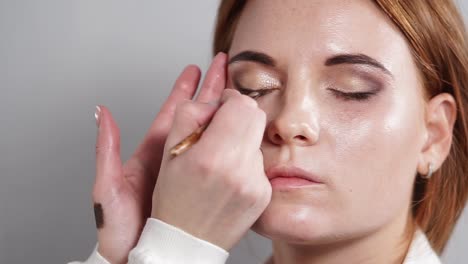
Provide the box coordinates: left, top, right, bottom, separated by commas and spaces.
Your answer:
97, 243, 127, 264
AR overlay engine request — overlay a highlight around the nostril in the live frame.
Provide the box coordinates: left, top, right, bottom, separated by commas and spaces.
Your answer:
274, 134, 282, 142
296, 135, 307, 140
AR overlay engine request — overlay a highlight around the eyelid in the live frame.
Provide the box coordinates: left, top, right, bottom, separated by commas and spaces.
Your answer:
327, 70, 386, 92
230, 68, 282, 89
257, 72, 282, 88
233, 78, 280, 90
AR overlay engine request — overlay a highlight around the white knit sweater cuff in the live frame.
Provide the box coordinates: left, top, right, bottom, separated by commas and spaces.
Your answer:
128, 218, 229, 264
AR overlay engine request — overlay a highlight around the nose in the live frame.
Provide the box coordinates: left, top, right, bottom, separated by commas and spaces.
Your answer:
266, 88, 320, 147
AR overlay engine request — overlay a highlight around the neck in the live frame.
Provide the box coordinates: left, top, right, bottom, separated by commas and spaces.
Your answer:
267, 210, 415, 264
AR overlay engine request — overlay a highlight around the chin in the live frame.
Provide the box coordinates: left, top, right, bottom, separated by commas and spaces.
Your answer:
250, 200, 344, 245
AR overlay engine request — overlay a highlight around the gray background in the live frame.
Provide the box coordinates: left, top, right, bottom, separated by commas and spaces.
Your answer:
1, 1, 466, 263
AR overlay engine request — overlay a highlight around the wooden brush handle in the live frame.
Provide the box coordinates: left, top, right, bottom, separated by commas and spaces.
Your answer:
169, 122, 209, 158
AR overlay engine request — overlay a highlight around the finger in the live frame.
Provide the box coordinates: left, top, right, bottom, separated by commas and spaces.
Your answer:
194, 52, 227, 103
163, 100, 220, 160
220, 90, 265, 150
197, 90, 261, 154
155, 65, 202, 127
93, 105, 123, 201
219, 88, 257, 107
248, 108, 267, 150
166, 89, 242, 159
133, 65, 201, 165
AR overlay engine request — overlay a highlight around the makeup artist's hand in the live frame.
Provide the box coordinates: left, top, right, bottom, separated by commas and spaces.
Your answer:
92, 52, 230, 264
152, 87, 272, 251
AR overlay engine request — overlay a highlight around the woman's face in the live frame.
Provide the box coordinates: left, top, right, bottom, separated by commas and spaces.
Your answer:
227, 0, 427, 244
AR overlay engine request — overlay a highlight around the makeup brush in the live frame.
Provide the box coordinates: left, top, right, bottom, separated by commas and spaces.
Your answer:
169, 90, 262, 158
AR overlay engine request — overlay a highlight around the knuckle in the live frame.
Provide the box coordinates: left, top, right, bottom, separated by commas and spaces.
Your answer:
175, 100, 196, 119
226, 177, 242, 193
176, 99, 194, 112
220, 88, 238, 103
229, 179, 257, 201
193, 155, 218, 176
244, 189, 260, 205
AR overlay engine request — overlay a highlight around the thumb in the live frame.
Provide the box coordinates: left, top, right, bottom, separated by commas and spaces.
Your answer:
93, 105, 123, 202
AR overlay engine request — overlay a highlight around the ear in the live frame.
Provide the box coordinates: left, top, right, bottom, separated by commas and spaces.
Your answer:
417, 93, 457, 175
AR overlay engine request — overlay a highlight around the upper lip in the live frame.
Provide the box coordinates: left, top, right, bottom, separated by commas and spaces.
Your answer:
266, 164, 324, 184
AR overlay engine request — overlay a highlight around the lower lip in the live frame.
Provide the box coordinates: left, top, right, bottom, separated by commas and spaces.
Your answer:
269, 177, 319, 188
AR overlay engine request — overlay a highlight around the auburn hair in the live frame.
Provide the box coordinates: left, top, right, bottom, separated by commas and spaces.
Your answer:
212, 0, 468, 254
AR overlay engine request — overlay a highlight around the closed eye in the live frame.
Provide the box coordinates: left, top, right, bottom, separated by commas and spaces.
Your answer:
328, 88, 376, 101
236, 86, 376, 101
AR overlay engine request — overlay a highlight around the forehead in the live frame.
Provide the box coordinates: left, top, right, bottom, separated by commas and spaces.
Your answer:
230, 0, 412, 74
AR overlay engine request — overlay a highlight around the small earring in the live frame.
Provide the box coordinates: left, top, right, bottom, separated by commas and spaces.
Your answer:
421, 163, 434, 179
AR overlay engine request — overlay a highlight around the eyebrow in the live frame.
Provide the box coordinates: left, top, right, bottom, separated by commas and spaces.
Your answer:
325, 53, 393, 78
228, 50, 276, 67
229, 50, 393, 78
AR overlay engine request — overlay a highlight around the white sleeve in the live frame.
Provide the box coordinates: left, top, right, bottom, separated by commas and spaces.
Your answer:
68, 218, 229, 264
128, 218, 229, 264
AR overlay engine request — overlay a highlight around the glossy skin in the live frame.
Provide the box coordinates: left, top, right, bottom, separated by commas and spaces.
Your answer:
227, 0, 456, 263
93, 0, 457, 263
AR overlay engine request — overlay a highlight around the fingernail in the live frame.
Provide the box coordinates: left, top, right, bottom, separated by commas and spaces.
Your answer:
214, 52, 225, 63
94, 105, 101, 128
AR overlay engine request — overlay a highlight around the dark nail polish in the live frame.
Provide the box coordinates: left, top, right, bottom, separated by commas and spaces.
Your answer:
94, 203, 104, 229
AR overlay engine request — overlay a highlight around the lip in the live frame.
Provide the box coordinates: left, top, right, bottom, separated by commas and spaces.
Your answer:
266, 164, 324, 185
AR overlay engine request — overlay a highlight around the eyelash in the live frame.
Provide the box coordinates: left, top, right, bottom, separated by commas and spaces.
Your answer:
236, 86, 376, 102
236, 86, 274, 99
328, 88, 376, 101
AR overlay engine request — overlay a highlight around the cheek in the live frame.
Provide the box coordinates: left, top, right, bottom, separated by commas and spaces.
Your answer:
327, 94, 422, 225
